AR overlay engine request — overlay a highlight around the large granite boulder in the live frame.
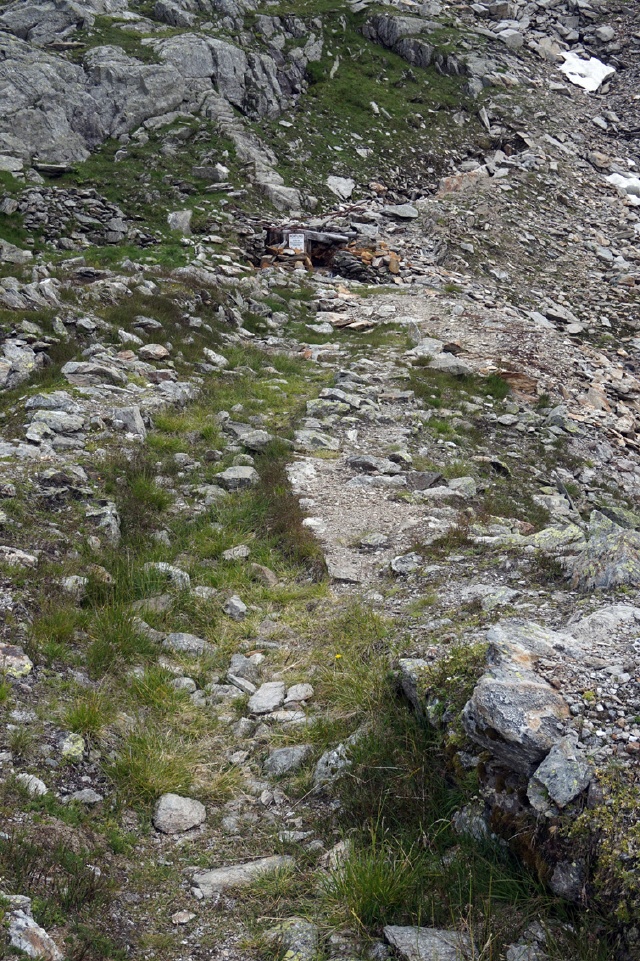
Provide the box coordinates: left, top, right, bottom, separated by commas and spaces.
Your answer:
568, 510, 640, 591
462, 621, 571, 775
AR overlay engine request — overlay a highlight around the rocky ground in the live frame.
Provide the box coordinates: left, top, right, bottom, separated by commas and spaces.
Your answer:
2, 0, 640, 960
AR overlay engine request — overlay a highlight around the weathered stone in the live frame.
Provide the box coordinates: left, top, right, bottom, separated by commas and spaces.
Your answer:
549, 860, 585, 902
154, 0, 196, 28
398, 658, 429, 714
86, 503, 121, 545
167, 209, 192, 235
214, 466, 260, 490
62, 361, 127, 387
0, 545, 37, 567
382, 203, 419, 219
16, 772, 48, 796
203, 347, 228, 367
31, 409, 84, 433
153, 793, 206, 834
61, 575, 88, 600
285, 683, 313, 704
9, 910, 62, 961
391, 552, 422, 574
265, 918, 319, 961
60, 732, 85, 761
569, 511, 640, 591
347, 454, 401, 475
248, 681, 286, 714
222, 544, 250, 561
143, 562, 190, 590
326, 175, 355, 199
139, 343, 170, 362
0, 641, 32, 677
251, 562, 279, 586
360, 532, 389, 549
294, 429, 340, 452
428, 354, 473, 377
314, 732, 362, 787
229, 653, 259, 683
193, 855, 294, 896
223, 595, 247, 620
264, 744, 311, 776
241, 429, 273, 452
384, 925, 473, 960
164, 632, 206, 655
112, 405, 146, 438
463, 621, 570, 774
527, 735, 592, 810
69, 788, 103, 805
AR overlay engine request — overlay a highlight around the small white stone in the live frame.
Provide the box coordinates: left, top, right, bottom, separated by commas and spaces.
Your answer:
16, 773, 48, 796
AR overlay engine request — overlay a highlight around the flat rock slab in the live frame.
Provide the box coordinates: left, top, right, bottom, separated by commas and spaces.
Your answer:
384, 925, 473, 960
248, 681, 286, 714
193, 855, 294, 896
163, 632, 206, 655
294, 429, 340, 452
382, 203, 419, 219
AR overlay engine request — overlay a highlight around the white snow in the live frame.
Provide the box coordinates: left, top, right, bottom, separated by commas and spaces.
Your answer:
605, 173, 640, 206
559, 52, 615, 92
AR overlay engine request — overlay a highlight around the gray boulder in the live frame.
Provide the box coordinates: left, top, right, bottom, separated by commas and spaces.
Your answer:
527, 735, 592, 811
31, 409, 84, 433
248, 681, 285, 714
384, 925, 473, 961
86, 501, 120, 545
62, 361, 127, 386
167, 210, 192, 235
265, 918, 319, 961
0, 340, 39, 390
294, 429, 339, 452
163, 632, 206, 655
428, 354, 473, 377
223, 595, 247, 620
462, 621, 570, 775
382, 203, 419, 219
214, 466, 260, 490
9, 910, 62, 961
153, 793, 206, 834
549, 860, 585, 902
569, 511, 640, 591
143, 562, 190, 590
314, 729, 365, 787
264, 745, 311, 776
111, 406, 146, 439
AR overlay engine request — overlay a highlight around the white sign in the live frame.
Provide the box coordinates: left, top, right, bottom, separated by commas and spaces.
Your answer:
287, 232, 306, 251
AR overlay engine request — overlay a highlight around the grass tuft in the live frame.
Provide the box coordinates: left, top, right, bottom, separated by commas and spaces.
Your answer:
87, 606, 155, 678
64, 689, 115, 738
105, 728, 201, 806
